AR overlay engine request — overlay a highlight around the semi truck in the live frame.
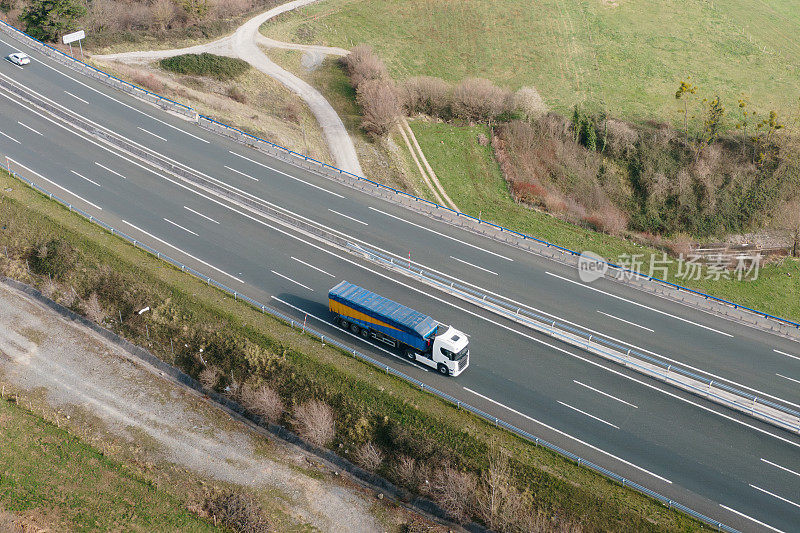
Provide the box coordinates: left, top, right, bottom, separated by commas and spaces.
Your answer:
328, 281, 470, 376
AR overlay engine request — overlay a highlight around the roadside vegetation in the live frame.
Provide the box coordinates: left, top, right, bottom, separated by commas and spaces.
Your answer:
160, 52, 250, 79
0, 395, 218, 531
0, 171, 705, 531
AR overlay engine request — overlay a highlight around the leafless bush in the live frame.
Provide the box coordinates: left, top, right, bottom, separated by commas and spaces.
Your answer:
83, 292, 106, 323
357, 79, 401, 137
451, 78, 512, 122
394, 454, 417, 487
341, 44, 388, 90
475, 447, 536, 531
0, 507, 21, 533
292, 400, 335, 447
199, 366, 221, 390
40, 277, 59, 299
477, 132, 489, 146
240, 383, 284, 423
355, 441, 384, 471
151, 0, 177, 31
668, 232, 694, 257
401, 76, 451, 117
204, 490, 271, 532
211, 0, 253, 19
227, 85, 247, 104
583, 204, 628, 235
58, 284, 77, 308
513, 86, 547, 121
604, 118, 638, 158
131, 72, 165, 93
430, 463, 477, 523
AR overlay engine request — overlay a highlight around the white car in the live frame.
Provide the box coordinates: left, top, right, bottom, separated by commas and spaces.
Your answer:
8, 52, 31, 66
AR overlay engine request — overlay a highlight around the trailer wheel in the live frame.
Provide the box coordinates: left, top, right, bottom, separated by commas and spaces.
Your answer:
360, 327, 370, 339
350, 323, 360, 334
405, 350, 416, 362
437, 364, 449, 376
339, 318, 349, 329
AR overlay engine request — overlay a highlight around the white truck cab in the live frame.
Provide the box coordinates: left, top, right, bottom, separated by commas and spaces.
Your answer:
408, 325, 470, 376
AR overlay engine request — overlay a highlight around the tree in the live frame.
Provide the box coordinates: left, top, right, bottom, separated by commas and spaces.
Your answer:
675, 77, 697, 139
701, 95, 725, 145
20, 0, 86, 42
775, 199, 800, 257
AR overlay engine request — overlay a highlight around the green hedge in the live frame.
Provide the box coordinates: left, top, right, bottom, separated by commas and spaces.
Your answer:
159, 53, 250, 80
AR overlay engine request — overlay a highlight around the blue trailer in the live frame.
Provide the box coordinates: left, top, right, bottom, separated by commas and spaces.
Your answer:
329, 281, 470, 376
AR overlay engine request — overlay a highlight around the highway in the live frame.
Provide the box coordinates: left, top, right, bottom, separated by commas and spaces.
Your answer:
1, 32, 799, 532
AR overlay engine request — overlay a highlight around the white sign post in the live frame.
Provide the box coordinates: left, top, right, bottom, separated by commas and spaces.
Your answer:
62, 30, 86, 61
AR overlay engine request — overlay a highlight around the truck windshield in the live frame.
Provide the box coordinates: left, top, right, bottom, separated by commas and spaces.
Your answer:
453, 346, 469, 360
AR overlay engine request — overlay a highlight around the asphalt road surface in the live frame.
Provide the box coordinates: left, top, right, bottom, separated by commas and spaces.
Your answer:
0, 33, 798, 532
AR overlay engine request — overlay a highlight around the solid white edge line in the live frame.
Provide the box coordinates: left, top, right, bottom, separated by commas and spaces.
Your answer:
291, 256, 335, 277
774, 349, 800, 361
94, 162, 126, 179
270, 296, 429, 372
183, 205, 219, 224
545, 271, 733, 337
137, 126, 168, 142
328, 208, 368, 226
750, 484, 800, 509
761, 458, 800, 478
17, 121, 42, 136
719, 504, 786, 533
0, 130, 20, 143
8, 157, 102, 211
163, 217, 198, 236
228, 150, 345, 198
557, 401, 620, 429
70, 170, 101, 187
450, 256, 499, 275
461, 386, 670, 483
368, 206, 513, 261
224, 165, 259, 181
122, 219, 243, 283
776, 373, 800, 385
597, 310, 654, 332
64, 90, 89, 104
573, 380, 638, 408
271, 270, 314, 291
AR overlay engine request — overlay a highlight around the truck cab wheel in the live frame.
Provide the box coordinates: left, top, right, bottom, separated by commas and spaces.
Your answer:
437, 364, 449, 376
405, 350, 417, 362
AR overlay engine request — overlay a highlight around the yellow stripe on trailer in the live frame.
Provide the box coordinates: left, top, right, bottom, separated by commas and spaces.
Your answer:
329, 299, 401, 332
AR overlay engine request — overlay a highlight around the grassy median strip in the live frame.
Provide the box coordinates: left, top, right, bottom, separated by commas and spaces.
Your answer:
0, 171, 704, 531
0, 396, 216, 531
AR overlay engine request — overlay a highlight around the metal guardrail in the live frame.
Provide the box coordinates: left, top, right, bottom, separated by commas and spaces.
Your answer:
0, 17, 798, 341
1, 162, 738, 533
354, 245, 800, 435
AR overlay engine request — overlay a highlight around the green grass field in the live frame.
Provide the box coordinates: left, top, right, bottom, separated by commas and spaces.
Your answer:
263, 0, 800, 121
409, 120, 800, 321
0, 398, 216, 531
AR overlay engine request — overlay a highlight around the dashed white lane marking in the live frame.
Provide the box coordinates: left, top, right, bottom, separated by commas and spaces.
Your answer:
291, 257, 335, 277
597, 310, 654, 332
17, 121, 42, 136
94, 162, 126, 179
776, 373, 800, 385
774, 349, 800, 362
137, 126, 167, 142
750, 484, 800, 510
271, 270, 314, 291
573, 380, 638, 408
163, 218, 198, 236
183, 206, 219, 224
719, 505, 785, 533
9, 158, 102, 211
450, 256, 498, 275
558, 401, 619, 429
545, 271, 733, 337
64, 90, 89, 104
70, 170, 100, 187
761, 458, 800, 478
368, 206, 513, 262
228, 150, 345, 198
462, 386, 670, 483
0, 130, 20, 143
328, 208, 368, 226
224, 165, 259, 181
122, 220, 242, 283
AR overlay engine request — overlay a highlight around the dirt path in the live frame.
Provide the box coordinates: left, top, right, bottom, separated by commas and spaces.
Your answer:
0, 281, 388, 532
94, 0, 363, 177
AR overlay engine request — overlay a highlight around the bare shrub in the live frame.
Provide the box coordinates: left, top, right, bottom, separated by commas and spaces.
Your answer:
151, 0, 177, 31
131, 72, 165, 93
58, 284, 77, 308
211, 0, 253, 19
394, 454, 416, 487
341, 44, 388, 90
475, 447, 535, 531
430, 463, 477, 523
583, 204, 628, 235
199, 366, 221, 390
476, 132, 489, 146
226, 85, 247, 104
292, 400, 335, 447
357, 79, 400, 137
355, 442, 384, 471
401, 76, 451, 118
0, 506, 21, 533
513, 86, 547, 121
40, 277, 59, 299
83, 292, 106, 323
241, 383, 284, 423
204, 490, 271, 532
605, 118, 638, 158
451, 78, 512, 122
668, 232, 694, 257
